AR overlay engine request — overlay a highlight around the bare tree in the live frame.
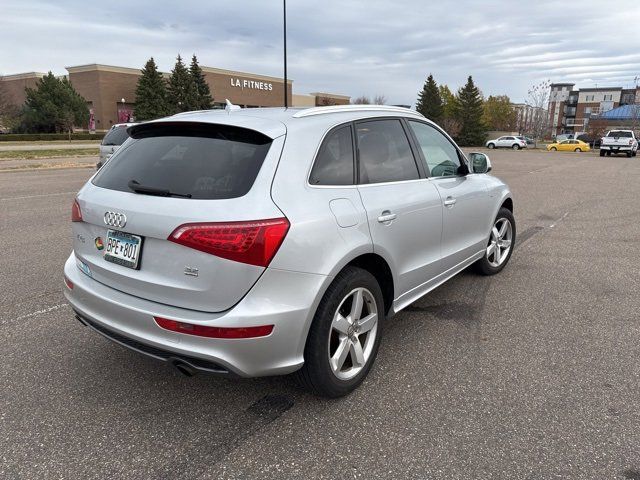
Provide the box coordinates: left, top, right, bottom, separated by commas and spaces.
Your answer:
372, 94, 387, 105
352, 95, 371, 105
525, 79, 551, 147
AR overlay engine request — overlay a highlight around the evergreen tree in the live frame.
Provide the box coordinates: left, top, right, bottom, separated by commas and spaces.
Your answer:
189, 54, 213, 110
415, 74, 443, 123
22, 72, 88, 134
455, 76, 486, 146
134, 57, 169, 121
167, 54, 196, 113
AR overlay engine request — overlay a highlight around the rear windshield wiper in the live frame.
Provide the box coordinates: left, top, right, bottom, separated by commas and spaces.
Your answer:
128, 179, 192, 198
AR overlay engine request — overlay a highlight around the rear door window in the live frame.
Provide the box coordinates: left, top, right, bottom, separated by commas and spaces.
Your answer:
92, 122, 272, 200
356, 119, 419, 184
309, 125, 354, 185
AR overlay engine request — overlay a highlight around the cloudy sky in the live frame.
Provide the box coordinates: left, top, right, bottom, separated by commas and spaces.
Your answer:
2, 1, 639, 105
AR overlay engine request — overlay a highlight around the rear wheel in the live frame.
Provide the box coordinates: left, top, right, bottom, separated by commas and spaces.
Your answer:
296, 266, 384, 397
550, 147, 557, 151
575, 148, 581, 152
488, 143, 495, 149
475, 208, 516, 276
600, 150, 605, 157
627, 151, 632, 158
512, 144, 520, 150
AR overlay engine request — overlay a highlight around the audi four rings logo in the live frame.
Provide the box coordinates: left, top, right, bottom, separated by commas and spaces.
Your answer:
103, 211, 127, 228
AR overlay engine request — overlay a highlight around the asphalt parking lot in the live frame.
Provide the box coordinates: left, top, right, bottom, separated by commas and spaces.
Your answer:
1, 149, 640, 479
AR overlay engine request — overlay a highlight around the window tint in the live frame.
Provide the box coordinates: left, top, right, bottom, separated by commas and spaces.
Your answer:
505, 136, 514, 140
102, 126, 130, 146
408, 121, 462, 177
356, 120, 419, 184
309, 125, 354, 185
608, 131, 632, 138
92, 123, 272, 200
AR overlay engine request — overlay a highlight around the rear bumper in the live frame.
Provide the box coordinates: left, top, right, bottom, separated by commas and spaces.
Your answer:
600, 145, 634, 151
63, 252, 329, 377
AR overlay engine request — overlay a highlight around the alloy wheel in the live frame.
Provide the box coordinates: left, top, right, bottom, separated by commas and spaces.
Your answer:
328, 287, 378, 381
486, 217, 513, 268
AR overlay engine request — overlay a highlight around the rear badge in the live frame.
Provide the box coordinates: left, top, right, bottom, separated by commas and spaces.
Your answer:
95, 237, 104, 251
184, 266, 199, 277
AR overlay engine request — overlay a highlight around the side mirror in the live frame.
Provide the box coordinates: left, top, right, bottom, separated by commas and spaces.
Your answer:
469, 152, 491, 173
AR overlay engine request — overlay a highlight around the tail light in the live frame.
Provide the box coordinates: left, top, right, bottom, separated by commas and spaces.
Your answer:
64, 276, 74, 290
154, 317, 274, 339
71, 199, 82, 222
168, 218, 290, 267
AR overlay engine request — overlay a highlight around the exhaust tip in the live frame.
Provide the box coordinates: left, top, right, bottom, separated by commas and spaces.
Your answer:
170, 359, 197, 377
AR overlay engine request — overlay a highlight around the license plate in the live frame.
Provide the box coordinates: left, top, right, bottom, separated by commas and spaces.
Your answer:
104, 229, 143, 269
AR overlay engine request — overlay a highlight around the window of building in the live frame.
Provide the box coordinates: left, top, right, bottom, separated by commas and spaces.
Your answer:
586, 95, 595, 102
604, 94, 612, 101
584, 107, 592, 115
356, 120, 419, 184
309, 125, 354, 185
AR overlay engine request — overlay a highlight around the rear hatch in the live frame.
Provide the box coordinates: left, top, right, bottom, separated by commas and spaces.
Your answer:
73, 120, 287, 313
602, 131, 633, 147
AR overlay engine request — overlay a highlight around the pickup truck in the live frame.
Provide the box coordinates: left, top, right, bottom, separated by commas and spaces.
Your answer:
599, 130, 638, 157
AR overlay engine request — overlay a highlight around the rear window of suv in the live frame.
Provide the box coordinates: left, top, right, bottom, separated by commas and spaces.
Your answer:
607, 131, 632, 137
102, 126, 130, 146
92, 122, 272, 200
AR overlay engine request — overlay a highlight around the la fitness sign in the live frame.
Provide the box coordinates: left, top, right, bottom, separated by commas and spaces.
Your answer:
230, 78, 274, 91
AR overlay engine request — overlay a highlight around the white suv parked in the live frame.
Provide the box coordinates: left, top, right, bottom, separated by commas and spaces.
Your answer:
64, 105, 515, 397
486, 136, 527, 150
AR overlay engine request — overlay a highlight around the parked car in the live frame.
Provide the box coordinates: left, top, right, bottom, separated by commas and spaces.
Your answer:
97, 123, 137, 169
64, 105, 515, 397
486, 135, 527, 150
546, 139, 591, 152
599, 130, 638, 157
576, 134, 601, 149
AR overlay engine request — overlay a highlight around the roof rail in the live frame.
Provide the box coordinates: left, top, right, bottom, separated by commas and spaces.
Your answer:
293, 104, 423, 118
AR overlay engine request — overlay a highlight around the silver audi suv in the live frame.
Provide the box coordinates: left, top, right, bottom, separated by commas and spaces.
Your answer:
64, 105, 515, 397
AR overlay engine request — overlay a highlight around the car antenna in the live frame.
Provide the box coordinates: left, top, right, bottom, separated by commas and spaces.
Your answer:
225, 99, 241, 114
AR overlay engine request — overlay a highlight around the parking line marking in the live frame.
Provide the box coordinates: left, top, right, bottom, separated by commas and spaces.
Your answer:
14, 304, 69, 321
549, 212, 569, 228
0, 191, 76, 201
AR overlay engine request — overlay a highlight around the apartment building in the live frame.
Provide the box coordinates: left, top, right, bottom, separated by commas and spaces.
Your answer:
548, 83, 639, 136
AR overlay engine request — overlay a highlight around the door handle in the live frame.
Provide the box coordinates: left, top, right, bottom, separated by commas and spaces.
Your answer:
377, 211, 397, 223
444, 197, 457, 207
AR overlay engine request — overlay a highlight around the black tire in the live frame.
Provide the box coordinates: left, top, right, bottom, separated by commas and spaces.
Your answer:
474, 207, 516, 276
488, 143, 495, 149
606, 151, 611, 156
550, 147, 557, 151
512, 144, 520, 150
626, 151, 632, 158
599, 150, 605, 157
296, 266, 384, 397
633, 151, 637, 157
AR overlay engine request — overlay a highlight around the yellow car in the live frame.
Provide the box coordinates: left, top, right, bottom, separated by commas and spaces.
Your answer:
547, 139, 591, 152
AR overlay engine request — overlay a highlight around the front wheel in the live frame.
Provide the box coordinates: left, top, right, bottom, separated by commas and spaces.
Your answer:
550, 147, 557, 151
575, 148, 581, 152
512, 144, 520, 150
475, 208, 516, 276
600, 150, 605, 157
296, 266, 384, 397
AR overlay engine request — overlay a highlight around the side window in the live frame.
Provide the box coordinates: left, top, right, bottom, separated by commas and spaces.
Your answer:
356, 120, 419, 184
408, 120, 462, 177
309, 125, 354, 185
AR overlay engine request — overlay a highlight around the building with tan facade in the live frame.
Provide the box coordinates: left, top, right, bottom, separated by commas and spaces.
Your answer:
1, 63, 350, 131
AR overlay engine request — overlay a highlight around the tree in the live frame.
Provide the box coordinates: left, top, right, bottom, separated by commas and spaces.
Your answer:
21, 72, 88, 135
525, 79, 551, 146
455, 76, 486, 146
0, 79, 20, 132
167, 54, 197, 113
189, 54, 213, 110
134, 57, 169, 121
415, 74, 443, 123
483, 95, 516, 131
439, 84, 460, 136
351, 94, 386, 105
